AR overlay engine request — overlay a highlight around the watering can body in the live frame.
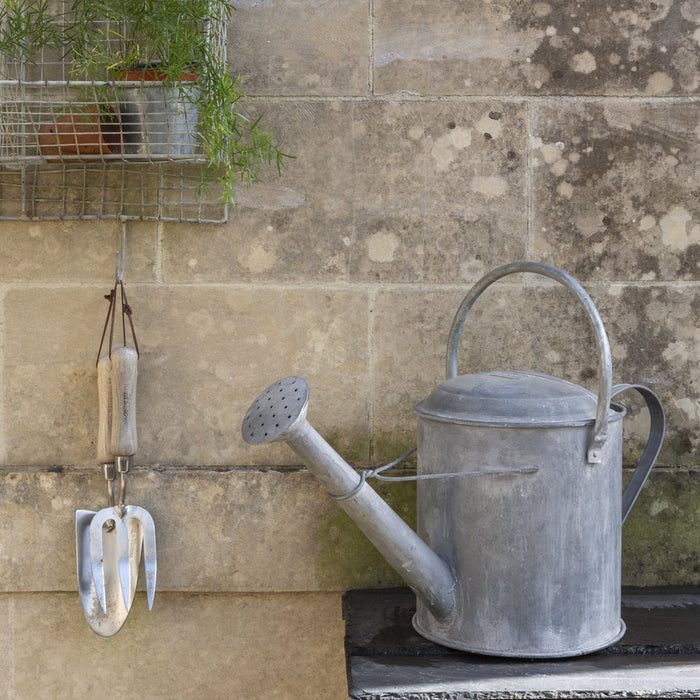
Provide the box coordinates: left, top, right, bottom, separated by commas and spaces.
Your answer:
242, 262, 665, 658
413, 372, 627, 656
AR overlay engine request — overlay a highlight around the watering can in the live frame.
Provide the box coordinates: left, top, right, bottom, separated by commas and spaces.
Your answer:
242, 262, 665, 658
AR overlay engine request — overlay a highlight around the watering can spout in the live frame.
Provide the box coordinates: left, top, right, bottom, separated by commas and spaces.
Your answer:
242, 376, 457, 620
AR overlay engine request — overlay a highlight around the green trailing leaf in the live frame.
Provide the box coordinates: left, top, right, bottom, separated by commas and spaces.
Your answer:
0, 0, 64, 59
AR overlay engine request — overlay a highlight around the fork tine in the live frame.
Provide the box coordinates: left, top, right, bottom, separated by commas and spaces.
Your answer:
142, 515, 157, 611
116, 511, 143, 611
133, 506, 157, 610
118, 506, 157, 610
128, 516, 144, 605
89, 506, 121, 613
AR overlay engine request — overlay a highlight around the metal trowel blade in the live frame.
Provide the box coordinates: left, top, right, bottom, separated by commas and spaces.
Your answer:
75, 509, 130, 637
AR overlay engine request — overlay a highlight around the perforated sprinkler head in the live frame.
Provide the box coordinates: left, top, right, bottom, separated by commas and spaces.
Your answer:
242, 376, 310, 445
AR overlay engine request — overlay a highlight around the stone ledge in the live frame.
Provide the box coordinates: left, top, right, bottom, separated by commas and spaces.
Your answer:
344, 587, 700, 699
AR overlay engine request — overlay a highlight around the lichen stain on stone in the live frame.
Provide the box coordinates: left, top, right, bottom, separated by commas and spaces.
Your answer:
367, 231, 400, 263
315, 480, 417, 589
557, 181, 574, 199
663, 431, 698, 467
538, 141, 565, 165
659, 205, 696, 249
469, 175, 508, 199
476, 112, 503, 140
570, 51, 597, 74
645, 70, 675, 94
321, 431, 370, 467
239, 242, 277, 273
430, 127, 472, 171
674, 397, 700, 424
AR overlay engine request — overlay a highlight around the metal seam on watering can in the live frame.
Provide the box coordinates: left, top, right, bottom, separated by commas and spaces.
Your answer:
415, 371, 627, 428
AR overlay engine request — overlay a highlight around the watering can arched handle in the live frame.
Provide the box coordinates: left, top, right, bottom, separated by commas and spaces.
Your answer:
612, 384, 666, 523
446, 261, 612, 464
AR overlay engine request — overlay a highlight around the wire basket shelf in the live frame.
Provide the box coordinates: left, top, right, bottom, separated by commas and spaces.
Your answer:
0, 5, 228, 222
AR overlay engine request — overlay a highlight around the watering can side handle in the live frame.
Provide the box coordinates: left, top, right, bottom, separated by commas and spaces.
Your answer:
612, 384, 666, 523
446, 261, 612, 464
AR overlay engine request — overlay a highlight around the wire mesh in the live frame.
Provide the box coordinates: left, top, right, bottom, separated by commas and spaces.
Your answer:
0, 2, 228, 222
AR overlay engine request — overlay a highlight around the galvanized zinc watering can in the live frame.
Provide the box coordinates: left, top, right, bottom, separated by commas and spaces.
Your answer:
242, 261, 665, 658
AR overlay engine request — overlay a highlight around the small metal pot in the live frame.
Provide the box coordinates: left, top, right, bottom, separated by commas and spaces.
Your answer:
116, 70, 200, 158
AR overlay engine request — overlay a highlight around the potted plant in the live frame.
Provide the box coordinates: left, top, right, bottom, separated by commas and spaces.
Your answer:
0, 0, 288, 204
0, 0, 108, 159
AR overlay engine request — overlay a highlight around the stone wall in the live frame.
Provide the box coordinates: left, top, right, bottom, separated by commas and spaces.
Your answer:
0, 1, 698, 697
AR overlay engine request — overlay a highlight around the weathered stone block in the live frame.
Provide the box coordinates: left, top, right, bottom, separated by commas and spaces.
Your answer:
163, 100, 526, 285
230, 0, 369, 96
0, 468, 406, 594
374, 0, 699, 96
9, 592, 347, 698
3, 287, 110, 467
163, 101, 355, 283
138, 286, 370, 466
0, 220, 156, 283
593, 284, 699, 467
531, 102, 699, 280
165, 99, 528, 284
3, 285, 370, 467
351, 101, 527, 282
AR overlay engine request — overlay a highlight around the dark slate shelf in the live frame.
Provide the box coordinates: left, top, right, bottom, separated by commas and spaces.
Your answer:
343, 587, 700, 700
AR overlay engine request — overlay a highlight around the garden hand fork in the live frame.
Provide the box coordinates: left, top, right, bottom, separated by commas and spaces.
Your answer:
90, 343, 157, 613
88, 270, 156, 619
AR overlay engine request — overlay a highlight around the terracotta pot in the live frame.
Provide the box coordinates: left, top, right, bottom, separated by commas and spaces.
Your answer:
39, 107, 120, 161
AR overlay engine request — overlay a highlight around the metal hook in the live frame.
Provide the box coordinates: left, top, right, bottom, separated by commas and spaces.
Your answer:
115, 223, 126, 284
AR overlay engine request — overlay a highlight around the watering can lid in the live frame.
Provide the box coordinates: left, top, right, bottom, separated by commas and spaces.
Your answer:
415, 371, 624, 427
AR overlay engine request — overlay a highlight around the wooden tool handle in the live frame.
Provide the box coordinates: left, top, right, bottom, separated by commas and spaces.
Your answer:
96, 354, 114, 465
111, 346, 138, 457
